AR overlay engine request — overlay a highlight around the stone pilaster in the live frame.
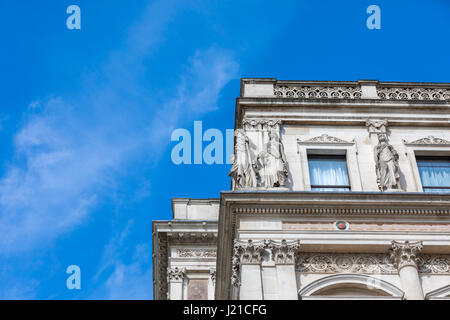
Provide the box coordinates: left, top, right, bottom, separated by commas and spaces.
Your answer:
232, 240, 265, 300
271, 240, 300, 300
389, 241, 424, 300
167, 267, 186, 300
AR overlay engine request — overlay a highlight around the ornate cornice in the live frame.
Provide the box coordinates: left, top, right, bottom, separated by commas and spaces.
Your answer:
274, 85, 362, 99
389, 241, 423, 270
232, 206, 450, 216
403, 136, 450, 146
297, 134, 354, 145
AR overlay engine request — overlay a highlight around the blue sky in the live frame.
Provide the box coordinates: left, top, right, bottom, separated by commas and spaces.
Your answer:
0, 0, 449, 299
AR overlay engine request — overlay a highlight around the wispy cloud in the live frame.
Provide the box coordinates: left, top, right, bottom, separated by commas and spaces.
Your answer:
0, 0, 238, 299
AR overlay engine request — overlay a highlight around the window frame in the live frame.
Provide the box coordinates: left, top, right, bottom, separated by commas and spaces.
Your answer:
296, 135, 362, 192
307, 154, 351, 191
415, 155, 450, 192
402, 137, 450, 192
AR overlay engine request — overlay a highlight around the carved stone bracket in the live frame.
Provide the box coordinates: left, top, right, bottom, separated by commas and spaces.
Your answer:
389, 241, 423, 271
167, 267, 186, 282
242, 119, 281, 131
366, 119, 388, 135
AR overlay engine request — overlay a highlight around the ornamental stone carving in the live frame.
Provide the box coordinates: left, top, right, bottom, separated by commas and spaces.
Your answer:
366, 119, 388, 134
242, 119, 281, 131
229, 129, 258, 189
297, 134, 354, 145
274, 85, 362, 99
177, 249, 217, 258
210, 269, 216, 284
270, 239, 300, 264
167, 267, 186, 282
377, 87, 450, 101
231, 239, 300, 286
403, 136, 450, 146
231, 240, 266, 287
389, 241, 423, 270
375, 134, 402, 191
256, 131, 288, 188
296, 253, 397, 274
230, 123, 288, 190
295, 252, 450, 274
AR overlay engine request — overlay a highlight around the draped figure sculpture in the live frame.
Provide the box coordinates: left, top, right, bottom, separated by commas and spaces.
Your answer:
375, 134, 401, 191
257, 131, 288, 188
229, 129, 257, 189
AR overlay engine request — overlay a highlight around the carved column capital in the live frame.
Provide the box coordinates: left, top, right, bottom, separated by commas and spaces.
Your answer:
389, 241, 423, 270
231, 239, 267, 287
366, 119, 388, 134
269, 239, 301, 264
167, 267, 186, 282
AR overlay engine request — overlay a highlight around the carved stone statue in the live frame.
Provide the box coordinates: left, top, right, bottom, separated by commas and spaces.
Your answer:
229, 129, 257, 189
375, 134, 401, 191
256, 131, 288, 188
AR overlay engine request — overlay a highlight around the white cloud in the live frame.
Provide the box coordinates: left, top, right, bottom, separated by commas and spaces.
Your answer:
0, 0, 238, 262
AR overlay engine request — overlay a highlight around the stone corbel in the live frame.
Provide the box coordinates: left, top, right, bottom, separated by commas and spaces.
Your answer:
366, 119, 388, 136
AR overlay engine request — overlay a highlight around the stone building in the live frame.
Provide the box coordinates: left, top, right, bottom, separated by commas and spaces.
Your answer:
152, 78, 450, 300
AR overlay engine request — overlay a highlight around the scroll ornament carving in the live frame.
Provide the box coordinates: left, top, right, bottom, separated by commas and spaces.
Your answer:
296, 253, 397, 274
295, 252, 450, 274
403, 136, 450, 145
167, 267, 186, 281
274, 85, 362, 99
298, 134, 353, 144
177, 249, 216, 258
378, 87, 450, 101
389, 241, 423, 270
375, 134, 402, 191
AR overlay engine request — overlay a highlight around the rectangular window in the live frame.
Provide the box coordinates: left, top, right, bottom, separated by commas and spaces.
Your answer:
308, 155, 350, 191
416, 156, 450, 192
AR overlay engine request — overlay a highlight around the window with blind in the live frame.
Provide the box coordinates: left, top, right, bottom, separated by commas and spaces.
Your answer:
416, 156, 450, 192
308, 155, 351, 191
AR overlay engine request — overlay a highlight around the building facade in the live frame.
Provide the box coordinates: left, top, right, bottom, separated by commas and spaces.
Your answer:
153, 78, 450, 300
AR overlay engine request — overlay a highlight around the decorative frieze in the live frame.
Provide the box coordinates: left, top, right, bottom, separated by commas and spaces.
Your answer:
389, 241, 423, 270
274, 85, 362, 99
403, 136, 450, 146
177, 249, 217, 258
377, 87, 450, 101
296, 252, 450, 274
296, 253, 397, 274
